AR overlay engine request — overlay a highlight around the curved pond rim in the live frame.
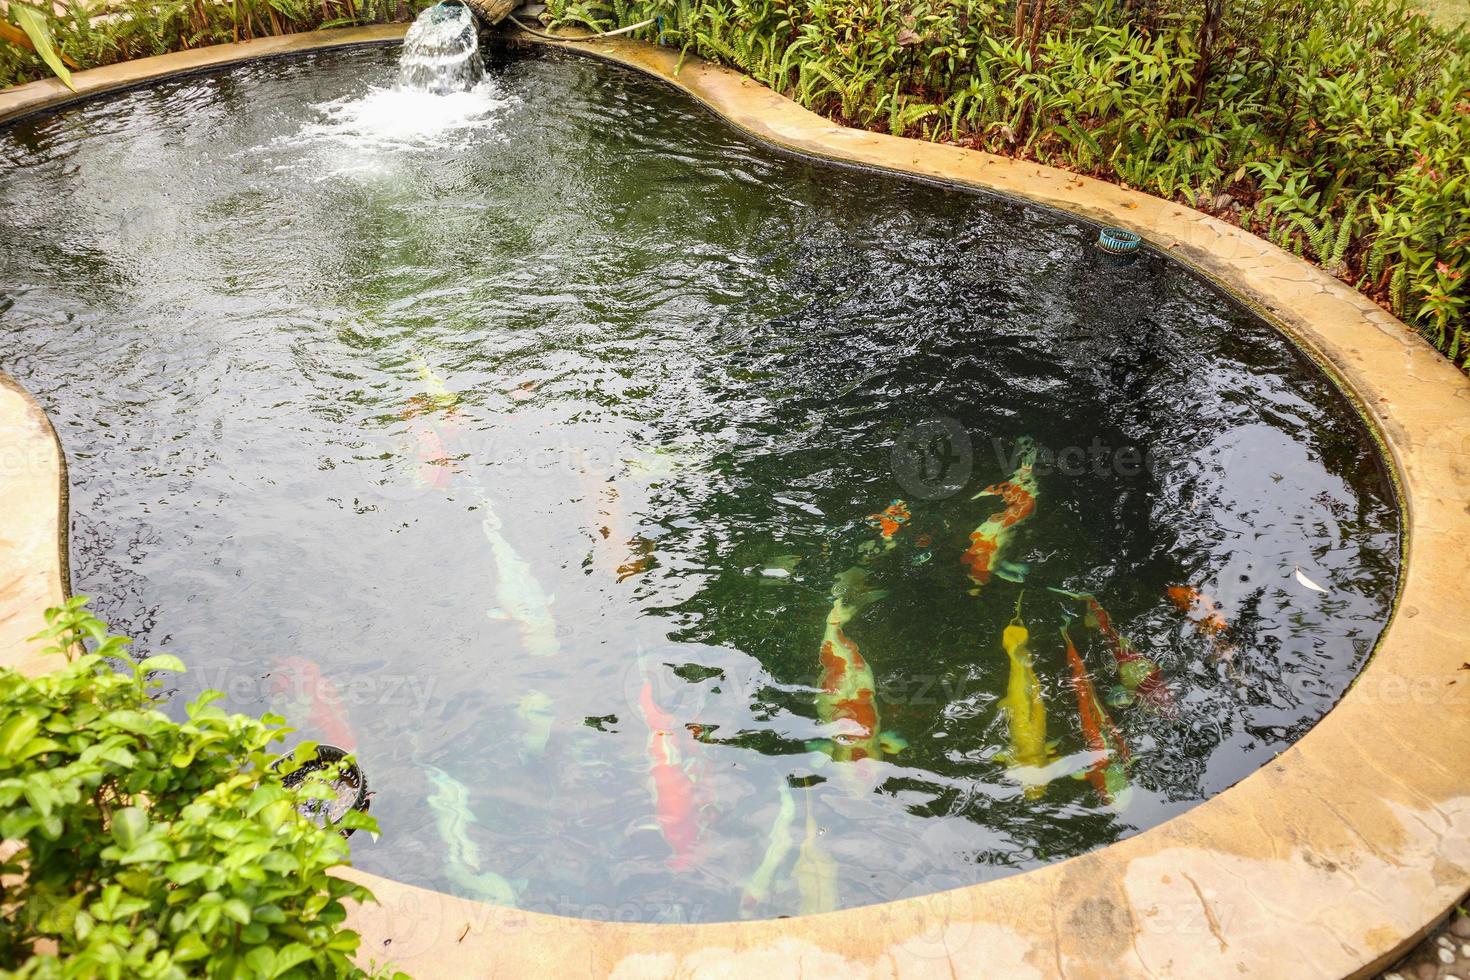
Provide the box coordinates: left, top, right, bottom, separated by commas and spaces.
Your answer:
0, 26, 1465, 980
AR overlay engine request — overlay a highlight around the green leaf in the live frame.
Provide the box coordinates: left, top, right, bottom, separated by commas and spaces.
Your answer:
0, 714, 39, 758
11, 5, 74, 91
173, 931, 210, 962
137, 654, 186, 675
222, 897, 251, 925
111, 806, 148, 850
164, 861, 210, 886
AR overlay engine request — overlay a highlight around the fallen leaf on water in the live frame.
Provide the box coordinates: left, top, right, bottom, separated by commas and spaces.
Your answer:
1293, 566, 1329, 593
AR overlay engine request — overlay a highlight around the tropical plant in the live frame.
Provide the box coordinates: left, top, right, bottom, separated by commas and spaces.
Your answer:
0, 598, 401, 979
542, 0, 1470, 371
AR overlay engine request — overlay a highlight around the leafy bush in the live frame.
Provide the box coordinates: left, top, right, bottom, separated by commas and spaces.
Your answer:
0, 0, 437, 90
548, 0, 1470, 370
0, 598, 396, 979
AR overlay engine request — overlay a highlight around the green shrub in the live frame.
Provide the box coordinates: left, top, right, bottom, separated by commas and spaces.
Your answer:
0, 0, 437, 91
549, 0, 1470, 371
0, 598, 398, 979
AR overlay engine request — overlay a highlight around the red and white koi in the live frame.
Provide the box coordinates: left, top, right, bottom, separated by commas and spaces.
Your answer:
271, 655, 357, 751
1051, 588, 1173, 714
639, 680, 704, 873
962, 437, 1038, 591
1062, 620, 1132, 809
810, 568, 907, 790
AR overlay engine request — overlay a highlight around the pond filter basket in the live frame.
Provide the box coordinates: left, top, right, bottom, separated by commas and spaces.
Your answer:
278, 744, 370, 837
1097, 227, 1143, 255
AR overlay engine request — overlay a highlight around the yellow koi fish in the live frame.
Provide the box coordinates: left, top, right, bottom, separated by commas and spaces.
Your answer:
996, 595, 1057, 799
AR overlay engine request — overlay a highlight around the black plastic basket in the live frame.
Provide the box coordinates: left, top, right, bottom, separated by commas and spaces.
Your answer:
277, 744, 370, 837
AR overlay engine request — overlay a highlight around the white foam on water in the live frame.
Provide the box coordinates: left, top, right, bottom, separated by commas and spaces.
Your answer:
268, 3, 512, 176
304, 81, 511, 153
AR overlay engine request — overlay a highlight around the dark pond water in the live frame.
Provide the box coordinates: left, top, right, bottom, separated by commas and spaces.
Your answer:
0, 43, 1398, 922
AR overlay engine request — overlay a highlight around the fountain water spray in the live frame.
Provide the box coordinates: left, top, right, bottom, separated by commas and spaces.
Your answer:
398, 2, 487, 95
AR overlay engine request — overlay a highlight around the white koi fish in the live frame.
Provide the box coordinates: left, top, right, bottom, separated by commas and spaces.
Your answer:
739, 780, 796, 918
480, 490, 560, 659
424, 763, 519, 906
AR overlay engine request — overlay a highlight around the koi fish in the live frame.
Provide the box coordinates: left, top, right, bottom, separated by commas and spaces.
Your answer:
996, 596, 1057, 800
866, 499, 911, 550
810, 568, 907, 787
1062, 620, 1132, 809
1167, 585, 1235, 662
408, 422, 456, 490
410, 353, 562, 747
740, 781, 796, 917
962, 437, 1038, 591
793, 792, 838, 915
424, 763, 519, 906
580, 468, 656, 584
481, 491, 560, 659
639, 680, 703, 873
271, 656, 357, 751
412, 353, 460, 414
1051, 588, 1173, 713
616, 536, 656, 583
515, 690, 554, 756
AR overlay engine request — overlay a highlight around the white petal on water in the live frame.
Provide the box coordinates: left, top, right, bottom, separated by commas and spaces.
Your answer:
1293, 566, 1329, 594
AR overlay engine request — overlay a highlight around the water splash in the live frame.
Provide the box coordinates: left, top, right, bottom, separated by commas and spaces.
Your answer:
399, 2, 486, 95
283, 4, 508, 165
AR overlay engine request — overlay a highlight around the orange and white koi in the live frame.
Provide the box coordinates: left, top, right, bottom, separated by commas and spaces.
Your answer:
1062, 620, 1132, 809
271, 655, 357, 751
962, 437, 1038, 591
995, 596, 1057, 799
579, 460, 656, 585
810, 568, 907, 788
639, 681, 704, 873
1051, 588, 1173, 714
866, 499, 911, 550
1167, 585, 1235, 662
399, 354, 463, 490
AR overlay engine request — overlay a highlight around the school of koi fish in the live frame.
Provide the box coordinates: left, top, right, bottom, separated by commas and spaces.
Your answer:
270, 354, 1249, 916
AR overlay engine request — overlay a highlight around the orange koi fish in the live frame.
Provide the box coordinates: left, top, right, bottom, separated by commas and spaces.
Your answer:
1167, 585, 1235, 662
1051, 588, 1173, 714
409, 422, 456, 490
639, 681, 703, 872
866, 499, 911, 550
961, 438, 1038, 591
271, 655, 357, 751
810, 569, 907, 789
1062, 621, 1132, 808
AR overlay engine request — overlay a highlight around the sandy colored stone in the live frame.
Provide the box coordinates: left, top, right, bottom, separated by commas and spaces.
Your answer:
2, 24, 1470, 980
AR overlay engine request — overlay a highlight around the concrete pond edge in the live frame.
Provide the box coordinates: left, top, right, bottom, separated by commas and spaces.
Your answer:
2, 24, 1469, 979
